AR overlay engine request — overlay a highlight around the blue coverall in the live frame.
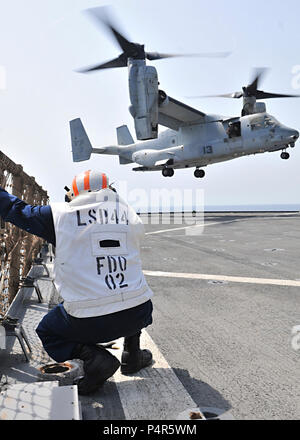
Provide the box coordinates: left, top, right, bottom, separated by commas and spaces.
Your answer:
0, 187, 152, 362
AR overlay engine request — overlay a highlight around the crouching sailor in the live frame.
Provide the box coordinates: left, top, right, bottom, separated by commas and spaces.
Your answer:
0, 170, 153, 395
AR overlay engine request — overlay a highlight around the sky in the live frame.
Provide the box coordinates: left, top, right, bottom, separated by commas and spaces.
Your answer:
1, 0, 300, 209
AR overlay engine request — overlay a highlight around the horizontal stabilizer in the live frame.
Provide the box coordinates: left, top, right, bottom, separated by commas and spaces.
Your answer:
70, 118, 93, 162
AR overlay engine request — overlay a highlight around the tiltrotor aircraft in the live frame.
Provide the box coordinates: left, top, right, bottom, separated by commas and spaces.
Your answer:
70, 8, 299, 178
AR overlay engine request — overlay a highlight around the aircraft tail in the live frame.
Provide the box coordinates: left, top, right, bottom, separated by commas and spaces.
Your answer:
70, 118, 93, 162
117, 125, 134, 146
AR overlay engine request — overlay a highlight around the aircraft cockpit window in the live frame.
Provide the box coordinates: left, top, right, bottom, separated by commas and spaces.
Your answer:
264, 116, 277, 128
251, 115, 277, 130
250, 116, 264, 130
264, 117, 273, 127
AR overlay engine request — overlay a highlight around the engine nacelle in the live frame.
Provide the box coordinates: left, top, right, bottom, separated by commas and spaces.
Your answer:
128, 60, 159, 141
242, 97, 266, 116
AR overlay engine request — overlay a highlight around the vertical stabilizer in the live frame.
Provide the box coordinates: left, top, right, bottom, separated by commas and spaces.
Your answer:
70, 118, 93, 162
117, 125, 134, 146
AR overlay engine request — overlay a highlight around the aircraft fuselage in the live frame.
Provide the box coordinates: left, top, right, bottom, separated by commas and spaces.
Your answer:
110, 112, 299, 171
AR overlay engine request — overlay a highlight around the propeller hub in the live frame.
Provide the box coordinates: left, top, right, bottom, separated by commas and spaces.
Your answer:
128, 43, 146, 60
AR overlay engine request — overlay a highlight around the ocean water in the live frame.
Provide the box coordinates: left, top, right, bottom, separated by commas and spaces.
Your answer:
136, 204, 300, 213
204, 204, 300, 212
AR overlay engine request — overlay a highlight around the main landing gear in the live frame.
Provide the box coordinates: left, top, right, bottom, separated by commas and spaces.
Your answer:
281, 150, 290, 160
162, 168, 174, 177
162, 168, 206, 178
194, 169, 205, 179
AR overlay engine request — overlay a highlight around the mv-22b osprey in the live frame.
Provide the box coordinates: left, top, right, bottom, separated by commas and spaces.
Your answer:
70, 8, 299, 179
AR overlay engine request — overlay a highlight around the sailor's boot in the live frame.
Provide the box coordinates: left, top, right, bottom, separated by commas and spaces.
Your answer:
121, 332, 153, 375
73, 344, 120, 395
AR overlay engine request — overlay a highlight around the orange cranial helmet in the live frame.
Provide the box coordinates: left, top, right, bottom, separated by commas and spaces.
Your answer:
71, 170, 109, 199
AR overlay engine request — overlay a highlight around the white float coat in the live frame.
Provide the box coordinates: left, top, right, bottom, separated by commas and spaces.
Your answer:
51, 189, 153, 318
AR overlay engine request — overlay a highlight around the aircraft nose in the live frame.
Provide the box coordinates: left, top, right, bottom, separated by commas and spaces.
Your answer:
282, 128, 299, 143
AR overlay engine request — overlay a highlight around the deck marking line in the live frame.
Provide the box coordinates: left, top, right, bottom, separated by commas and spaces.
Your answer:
145, 213, 300, 237
143, 270, 300, 288
145, 221, 235, 236
112, 331, 197, 420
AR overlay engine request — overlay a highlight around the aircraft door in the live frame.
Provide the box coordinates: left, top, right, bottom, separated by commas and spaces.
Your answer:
226, 120, 243, 152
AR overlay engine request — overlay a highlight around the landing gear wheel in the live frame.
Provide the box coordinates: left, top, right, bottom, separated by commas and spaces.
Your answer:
281, 152, 290, 160
194, 169, 205, 179
162, 168, 174, 177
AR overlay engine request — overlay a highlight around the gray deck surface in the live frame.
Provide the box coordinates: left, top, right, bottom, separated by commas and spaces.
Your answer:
0, 212, 299, 420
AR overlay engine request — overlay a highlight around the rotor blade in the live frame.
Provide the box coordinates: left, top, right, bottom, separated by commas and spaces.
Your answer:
186, 91, 243, 99
247, 68, 269, 95
76, 56, 128, 73
146, 51, 231, 61
255, 90, 300, 100
86, 7, 133, 53
103, 21, 133, 53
